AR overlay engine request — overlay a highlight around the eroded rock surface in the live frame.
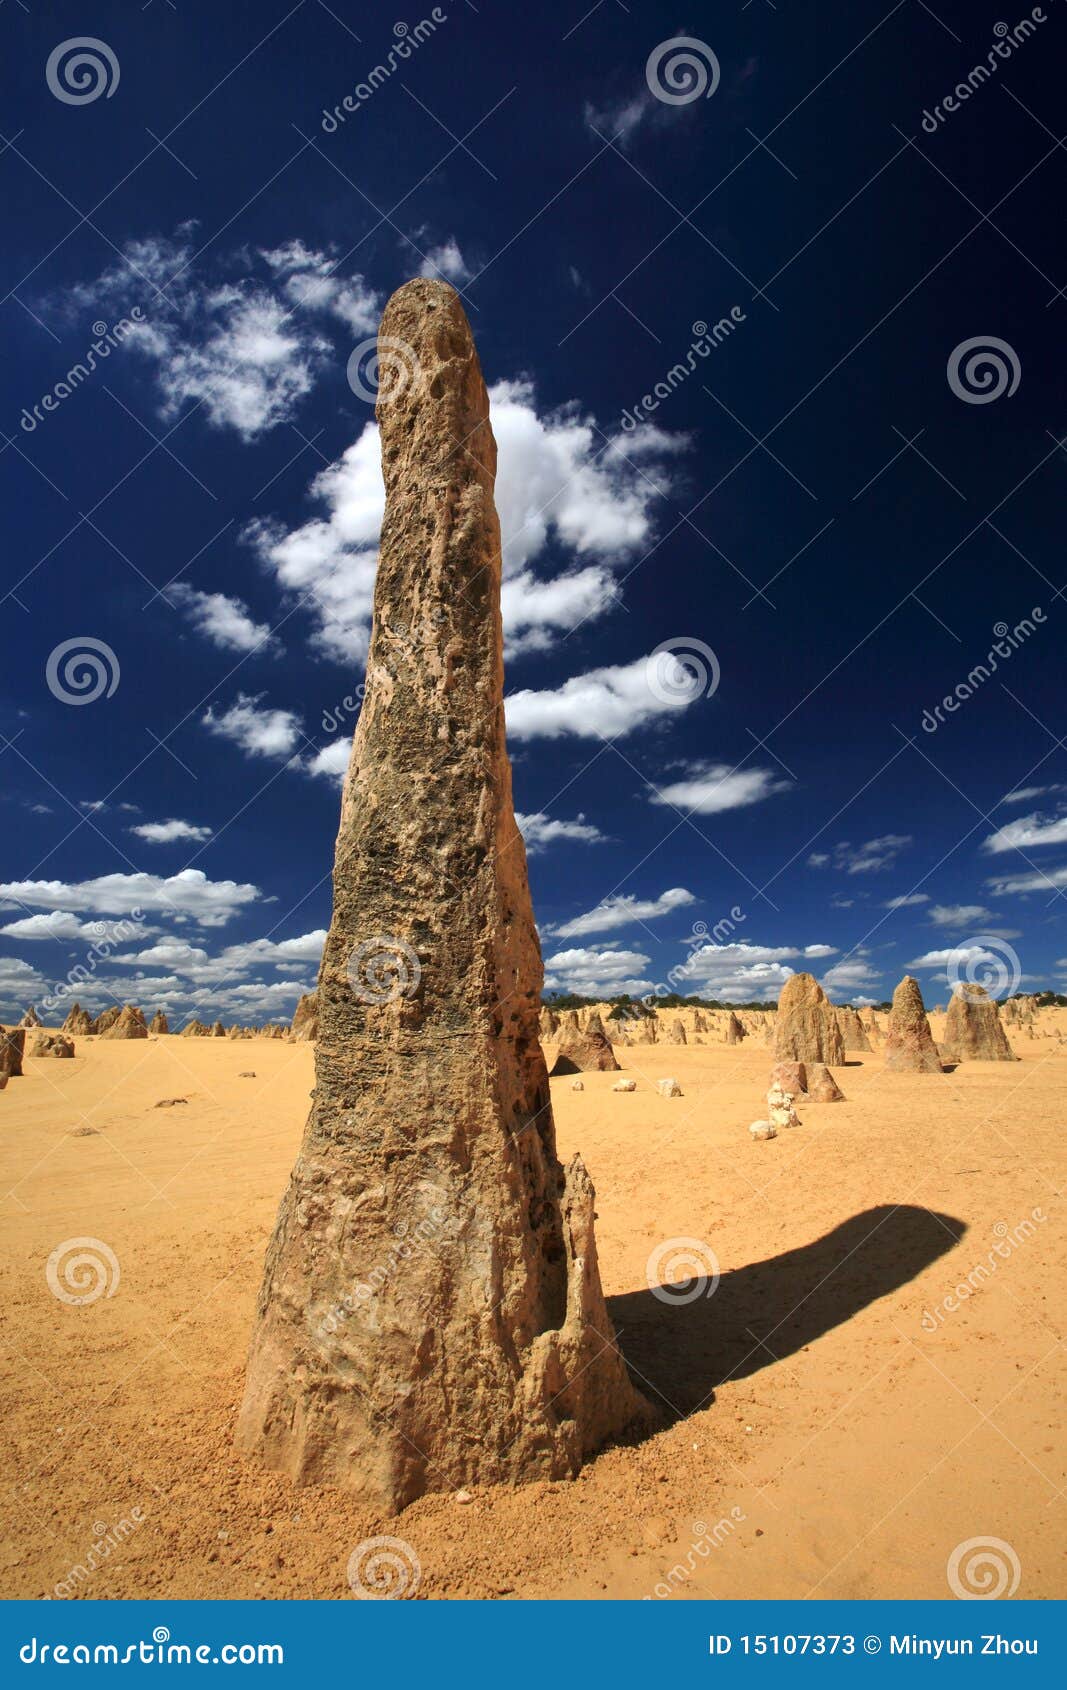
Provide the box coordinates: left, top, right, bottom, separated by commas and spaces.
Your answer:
237, 279, 646, 1509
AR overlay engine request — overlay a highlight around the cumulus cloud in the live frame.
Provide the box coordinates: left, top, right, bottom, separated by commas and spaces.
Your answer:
168, 584, 275, 655
885, 893, 929, 909
672, 941, 837, 1002
986, 864, 1067, 895
813, 835, 912, 875
820, 956, 881, 999
0, 869, 262, 927
55, 230, 379, 440
982, 812, 1067, 854
515, 811, 606, 853
0, 955, 48, 1017
417, 238, 472, 283
505, 652, 703, 741
906, 944, 1007, 970
0, 911, 156, 943
542, 945, 653, 997
246, 379, 686, 664
926, 903, 994, 928
648, 762, 790, 815
202, 693, 303, 759
550, 886, 695, 939
130, 818, 213, 845
118, 929, 326, 985
305, 738, 351, 785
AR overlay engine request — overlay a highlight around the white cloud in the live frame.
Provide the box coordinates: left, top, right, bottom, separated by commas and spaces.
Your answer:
515, 811, 606, 853
982, 812, 1067, 854
820, 957, 881, 999
117, 930, 326, 985
305, 738, 351, 785
821, 835, 912, 875
927, 903, 994, 928
542, 945, 653, 997
999, 784, 1064, 805
0, 910, 156, 943
203, 693, 303, 759
58, 231, 379, 440
247, 379, 687, 665
885, 893, 929, 909
906, 944, 1004, 970
0, 869, 262, 927
506, 652, 702, 741
649, 762, 790, 815
672, 941, 837, 1003
417, 238, 471, 284
583, 92, 654, 147
807, 852, 829, 868
550, 886, 695, 938
0, 955, 48, 1017
987, 864, 1067, 895
168, 583, 275, 655
130, 818, 213, 845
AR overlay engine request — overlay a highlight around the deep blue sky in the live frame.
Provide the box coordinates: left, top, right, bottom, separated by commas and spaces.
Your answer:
2, 0, 1065, 1023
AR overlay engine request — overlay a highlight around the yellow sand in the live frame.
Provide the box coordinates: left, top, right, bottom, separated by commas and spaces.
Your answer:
2, 1018, 1063, 1599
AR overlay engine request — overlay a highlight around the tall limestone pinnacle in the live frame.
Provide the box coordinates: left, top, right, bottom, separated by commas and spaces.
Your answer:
236, 279, 646, 1508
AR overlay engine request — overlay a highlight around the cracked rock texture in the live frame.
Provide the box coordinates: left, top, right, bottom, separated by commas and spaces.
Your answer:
236, 279, 646, 1509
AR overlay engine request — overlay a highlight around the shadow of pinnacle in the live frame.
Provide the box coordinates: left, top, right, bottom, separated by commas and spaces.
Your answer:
608, 1204, 967, 1421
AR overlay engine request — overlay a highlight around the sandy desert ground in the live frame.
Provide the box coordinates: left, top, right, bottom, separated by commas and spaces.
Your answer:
1, 1015, 1064, 1601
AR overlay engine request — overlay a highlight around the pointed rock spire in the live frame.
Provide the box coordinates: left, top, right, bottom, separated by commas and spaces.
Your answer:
236, 280, 646, 1509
